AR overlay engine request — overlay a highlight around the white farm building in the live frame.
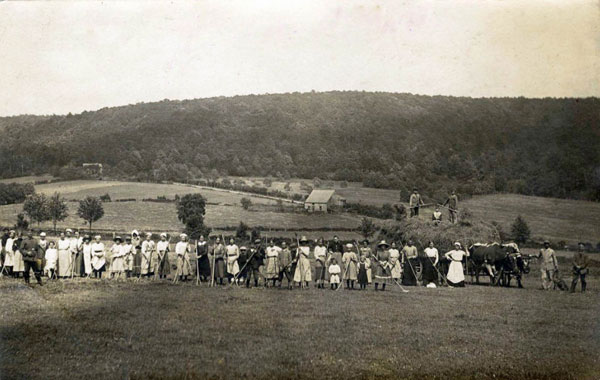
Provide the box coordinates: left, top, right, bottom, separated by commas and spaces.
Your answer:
304, 189, 346, 212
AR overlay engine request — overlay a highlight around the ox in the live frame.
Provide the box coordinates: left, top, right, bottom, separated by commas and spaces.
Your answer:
468, 243, 523, 286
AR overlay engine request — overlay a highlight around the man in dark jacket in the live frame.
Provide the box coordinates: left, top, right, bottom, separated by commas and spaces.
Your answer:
20, 232, 43, 285
329, 235, 344, 255
246, 239, 264, 288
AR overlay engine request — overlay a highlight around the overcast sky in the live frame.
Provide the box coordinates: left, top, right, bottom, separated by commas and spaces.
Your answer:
1, 0, 598, 116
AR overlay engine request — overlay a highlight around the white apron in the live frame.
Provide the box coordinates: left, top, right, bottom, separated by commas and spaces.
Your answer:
57, 239, 71, 277
91, 242, 106, 271
4, 238, 15, 267
83, 244, 93, 275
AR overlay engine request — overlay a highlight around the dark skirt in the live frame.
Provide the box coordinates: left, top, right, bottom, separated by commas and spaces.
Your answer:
158, 254, 170, 276
448, 280, 465, 287
133, 248, 142, 275
358, 264, 368, 285
421, 258, 437, 284
73, 252, 83, 276
402, 259, 418, 286
214, 258, 226, 279
197, 255, 212, 277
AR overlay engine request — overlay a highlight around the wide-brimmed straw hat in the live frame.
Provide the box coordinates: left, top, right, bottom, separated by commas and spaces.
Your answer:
377, 240, 390, 248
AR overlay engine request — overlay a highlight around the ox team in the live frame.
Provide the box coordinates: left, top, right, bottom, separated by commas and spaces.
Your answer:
0, 228, 590, 293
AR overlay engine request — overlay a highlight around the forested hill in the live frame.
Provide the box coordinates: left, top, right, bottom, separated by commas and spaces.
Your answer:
0, 92, 598, 201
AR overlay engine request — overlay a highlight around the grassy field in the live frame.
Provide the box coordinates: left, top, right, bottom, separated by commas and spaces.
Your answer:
1, 260, 598, 379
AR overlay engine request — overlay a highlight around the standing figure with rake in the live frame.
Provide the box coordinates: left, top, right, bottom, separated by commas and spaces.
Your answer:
69, 230, 83, 278
264, 240, 282, 288
277, 241, 294, 289
401, 240, 419, 286
245, 239, 264, 288
422, 241, 441, 287
293, 236, 312, 289
123, 236, 135, 278
174, 233, 192, 283
57, 231, 71, 279
341, 243, 358, 290
388, 242, 402, 284
444, 242, 467, 287
374, 240, 391, 291
140, 232, 156, 279
110, 236, 125, 280
225, 238, 240, 284
210, 236, 227, 286
155, 233, 170, 280
195, 235, 211, 283
313, 238, 328, 289
90, 235, 106, 279
131, 230, 142, 277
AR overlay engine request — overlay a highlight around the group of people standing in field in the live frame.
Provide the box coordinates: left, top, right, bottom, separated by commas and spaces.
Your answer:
0, 228, 471, 289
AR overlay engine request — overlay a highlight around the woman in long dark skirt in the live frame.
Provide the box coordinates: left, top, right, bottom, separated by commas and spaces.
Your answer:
401, 240, 419, 286
422, 241, 439, 286
196, 235, 211, 281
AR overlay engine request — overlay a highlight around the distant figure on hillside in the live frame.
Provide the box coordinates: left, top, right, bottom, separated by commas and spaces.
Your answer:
570, 242, 589, 293
538, 240, 558, 290
443, 191, 459, 224
409, 189, 425, 217
432, 207, 442, 225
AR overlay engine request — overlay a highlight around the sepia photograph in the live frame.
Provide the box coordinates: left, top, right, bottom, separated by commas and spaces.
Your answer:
0, 0, 599, 379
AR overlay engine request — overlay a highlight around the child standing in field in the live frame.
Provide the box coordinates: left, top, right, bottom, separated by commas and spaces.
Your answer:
328, 258, 341, 290
44, 241, 58, 279
357, 255, 369, 290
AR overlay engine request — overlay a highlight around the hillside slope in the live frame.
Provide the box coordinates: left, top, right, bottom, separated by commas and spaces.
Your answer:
0, 92, 598, 200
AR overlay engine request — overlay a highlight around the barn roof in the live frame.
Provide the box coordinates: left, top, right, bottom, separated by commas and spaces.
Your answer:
305, 189, 335, 203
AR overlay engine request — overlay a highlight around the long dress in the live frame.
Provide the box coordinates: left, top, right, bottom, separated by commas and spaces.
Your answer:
110, 244, 124, 273
357, 261, 369, 285
196, 241, 211, 278
360, 247, 373, 283
342, 251, 358, 281
131, 236, 142, 275
212, 243, 226, 279
445, 249, 466, 286
123, 243, 134, 272
12, 238, 24, 274
402, 245, 419, 286
44, 248, 58, 273
82, 243, 93, 275
374, 249, 391, 285
57, 238, 71, 277
422, 247, 439, 285
293, 246, 312, 282
313, 245, 327, 281
4, 237, 15, 269
388, 248, 402, 280
91, 242, 106, 273
156, 240, 170, 277
141, 240, 156, 275
175, 241, 190, 276
265, 246, 281, 279
225, 244, 240, 276
71, 237, 83, 276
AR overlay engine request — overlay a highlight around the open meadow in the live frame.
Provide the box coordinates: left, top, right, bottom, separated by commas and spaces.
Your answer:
1, 260, 598, 380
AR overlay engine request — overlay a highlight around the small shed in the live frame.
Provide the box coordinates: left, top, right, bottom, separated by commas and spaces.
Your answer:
304, 189, 343, 212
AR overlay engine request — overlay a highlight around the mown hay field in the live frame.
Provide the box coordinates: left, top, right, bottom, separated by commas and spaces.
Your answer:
1, 261, 598, 380
0, 201, 361, 234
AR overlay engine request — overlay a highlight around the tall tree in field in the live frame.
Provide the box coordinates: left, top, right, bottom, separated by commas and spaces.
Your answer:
235, 221, 250, 241
23, 193, 50, 226
77, 196, 104, 231
359, 217, 377, 240
48, 192, 69, 233
511, 215, 531, 244
176, 193, 210, 240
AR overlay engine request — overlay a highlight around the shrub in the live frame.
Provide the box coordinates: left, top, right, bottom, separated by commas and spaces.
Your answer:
511, 215, 531, 244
